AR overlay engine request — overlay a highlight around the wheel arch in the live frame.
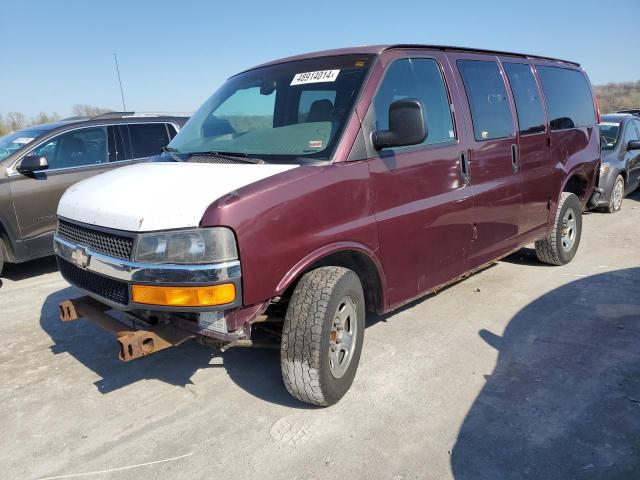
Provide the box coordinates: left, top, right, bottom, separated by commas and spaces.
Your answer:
276, 242, 387, 314
561, 172, 590, 202
0, 218, 15, 262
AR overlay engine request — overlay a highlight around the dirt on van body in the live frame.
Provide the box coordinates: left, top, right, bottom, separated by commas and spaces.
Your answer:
1, 192, 639, 480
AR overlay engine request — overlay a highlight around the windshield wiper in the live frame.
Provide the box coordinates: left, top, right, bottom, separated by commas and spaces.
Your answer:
188, 151, 264, 164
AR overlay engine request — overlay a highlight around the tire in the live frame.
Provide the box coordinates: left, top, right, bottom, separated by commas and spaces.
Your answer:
605, 174, 624, 213
535, 192, 582, 266
0, 237, 5, 277
280, 266, 365, 406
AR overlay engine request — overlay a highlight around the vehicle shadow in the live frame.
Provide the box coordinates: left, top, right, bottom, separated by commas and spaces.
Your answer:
451, 268, 640, 480
2, 255, 58, 281
625, 189, 640, 203
39, 287, 315, 409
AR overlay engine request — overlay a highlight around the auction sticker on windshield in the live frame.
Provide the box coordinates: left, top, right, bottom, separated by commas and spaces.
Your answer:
291, 70, 340, 85
13, 137, 35, 144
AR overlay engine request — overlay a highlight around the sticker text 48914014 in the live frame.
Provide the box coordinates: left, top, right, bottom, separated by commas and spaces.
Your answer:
291, 70, 340, 86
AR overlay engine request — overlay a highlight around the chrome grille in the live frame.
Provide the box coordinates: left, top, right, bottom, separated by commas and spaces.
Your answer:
57, 220, 133, 260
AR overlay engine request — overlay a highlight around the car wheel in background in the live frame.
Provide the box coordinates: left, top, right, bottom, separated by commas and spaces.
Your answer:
535, 192, 582, 266
0, 237, 5, 276
280, 266, 365, 406
606, 175, 625, 213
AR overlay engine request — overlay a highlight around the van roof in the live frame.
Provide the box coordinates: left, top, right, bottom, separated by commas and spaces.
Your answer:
245, 44, 580, 73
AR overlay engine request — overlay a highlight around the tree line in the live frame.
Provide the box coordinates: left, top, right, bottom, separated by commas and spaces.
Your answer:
1, 81, 639, 137
594, 81, 640, 114
0, 105, 112, 136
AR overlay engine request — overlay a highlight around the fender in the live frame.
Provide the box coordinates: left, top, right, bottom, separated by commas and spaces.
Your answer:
275, 241, 389, 311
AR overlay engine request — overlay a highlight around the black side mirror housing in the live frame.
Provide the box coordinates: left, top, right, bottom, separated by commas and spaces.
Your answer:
372, 99, 427, 150
627, 140, 640, 151
17, 155, 49, 174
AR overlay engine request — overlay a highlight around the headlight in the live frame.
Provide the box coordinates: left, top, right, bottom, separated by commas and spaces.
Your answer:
600, 163, 610, 176
134, 227, 237, 264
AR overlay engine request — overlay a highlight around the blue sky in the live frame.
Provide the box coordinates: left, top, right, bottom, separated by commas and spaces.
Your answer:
1, 0, 638, 118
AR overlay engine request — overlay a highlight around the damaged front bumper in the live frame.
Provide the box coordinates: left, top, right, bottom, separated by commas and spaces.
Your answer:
59, 296, 272, 361
54, 235, 269, 348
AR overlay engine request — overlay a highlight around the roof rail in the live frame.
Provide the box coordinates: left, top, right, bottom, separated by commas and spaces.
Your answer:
90, 111, 135, 120
90, 111, 191, 120
61, 115, 92, 121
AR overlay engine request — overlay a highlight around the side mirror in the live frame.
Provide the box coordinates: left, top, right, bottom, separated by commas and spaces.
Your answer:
627, 140, 640, 151
372, 99, 427, 150
17, 155, 49, 174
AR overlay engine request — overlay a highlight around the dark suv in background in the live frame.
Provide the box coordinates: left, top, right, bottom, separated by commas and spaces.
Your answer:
0, 112, 189, 273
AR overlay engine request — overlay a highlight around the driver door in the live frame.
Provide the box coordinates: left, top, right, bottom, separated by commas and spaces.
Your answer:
9, 126, 122, 257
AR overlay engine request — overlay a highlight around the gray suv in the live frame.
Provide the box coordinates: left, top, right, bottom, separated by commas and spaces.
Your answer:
0, 112, 188, 273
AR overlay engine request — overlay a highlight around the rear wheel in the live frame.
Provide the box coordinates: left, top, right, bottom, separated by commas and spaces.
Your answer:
535, 192, 582, 266
606, 175, 624, 213
280, 266, 365, 406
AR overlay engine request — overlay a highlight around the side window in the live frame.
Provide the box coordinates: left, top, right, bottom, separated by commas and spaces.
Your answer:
128, 123, 171, 158
298, 90, 336, 123
623, 121, 640, 144
373, 58, 455, 146
536, 66, 596, 131
503, 63, 546, 135
457, 60, 514, 141
32, 127, 108, 169
108, 125, 132, 162
166, 123, 178, 139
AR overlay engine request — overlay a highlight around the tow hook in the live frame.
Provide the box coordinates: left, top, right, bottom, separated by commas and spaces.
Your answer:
59, 297, 195, 361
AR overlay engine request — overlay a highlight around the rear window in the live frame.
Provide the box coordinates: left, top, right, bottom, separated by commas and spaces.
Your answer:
457, 60, 514, 141
536, 66, 596, 131
128, 123, 170, 158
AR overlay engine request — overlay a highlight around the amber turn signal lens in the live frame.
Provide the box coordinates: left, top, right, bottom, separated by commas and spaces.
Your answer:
131, 284, 236, 307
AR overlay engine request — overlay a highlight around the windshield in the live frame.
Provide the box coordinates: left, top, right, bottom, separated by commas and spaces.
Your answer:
0, 128, 51, 161
168, 54, 374, 162
599, 122, 621, 150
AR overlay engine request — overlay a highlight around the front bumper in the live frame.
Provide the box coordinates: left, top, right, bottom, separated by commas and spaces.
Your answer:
54, 235, 242, 312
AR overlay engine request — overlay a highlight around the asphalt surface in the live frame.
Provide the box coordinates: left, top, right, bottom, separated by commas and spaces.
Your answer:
1, 192, 639, 480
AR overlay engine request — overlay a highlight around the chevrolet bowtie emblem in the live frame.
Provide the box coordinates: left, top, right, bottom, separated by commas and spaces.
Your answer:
71, 246, 91, 269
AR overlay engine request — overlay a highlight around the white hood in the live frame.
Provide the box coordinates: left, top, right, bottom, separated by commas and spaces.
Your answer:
57, 162, 297, 232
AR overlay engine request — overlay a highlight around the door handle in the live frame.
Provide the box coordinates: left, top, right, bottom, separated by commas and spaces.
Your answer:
460, 151, 470, 185
511, 144, 518, 173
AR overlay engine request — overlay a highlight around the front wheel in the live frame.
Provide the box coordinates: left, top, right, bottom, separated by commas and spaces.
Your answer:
280, 266, 365, 406
605, 174, 624, 213
535, 192, 582, 266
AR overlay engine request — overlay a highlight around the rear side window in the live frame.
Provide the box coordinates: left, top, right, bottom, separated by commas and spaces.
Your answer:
128, 123, 171, 158
503, 63, 545, 135
166, 123, 178, 139
457, 60, 514, 141
536, 66, 596, 131
373, 58, 455, 145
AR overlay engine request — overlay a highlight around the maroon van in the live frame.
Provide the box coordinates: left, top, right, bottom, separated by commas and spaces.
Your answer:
54, 45, 600, 406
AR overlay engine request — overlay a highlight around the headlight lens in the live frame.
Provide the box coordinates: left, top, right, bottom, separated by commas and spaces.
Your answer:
134, 227, 237, 264
600, 163, 610, 176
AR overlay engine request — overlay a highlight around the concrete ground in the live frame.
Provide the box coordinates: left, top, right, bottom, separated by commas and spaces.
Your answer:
1, 193, 639, 480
